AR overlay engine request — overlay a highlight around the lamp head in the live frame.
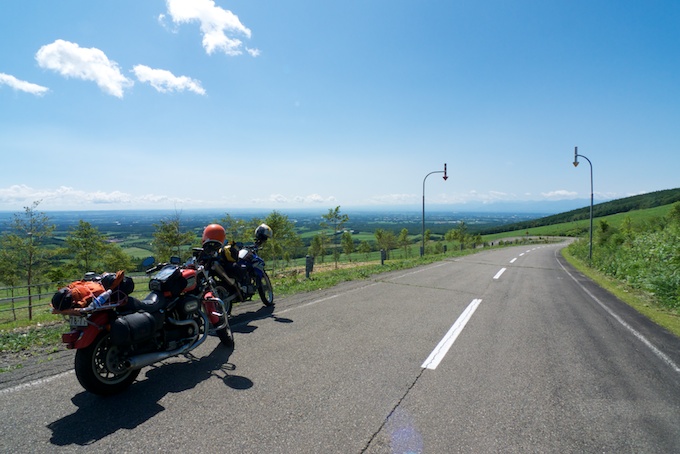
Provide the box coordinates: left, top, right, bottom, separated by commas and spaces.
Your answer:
573, 146, 579, 167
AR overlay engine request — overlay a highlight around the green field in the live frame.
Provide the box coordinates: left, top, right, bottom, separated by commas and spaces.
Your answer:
123, 246, 154, 259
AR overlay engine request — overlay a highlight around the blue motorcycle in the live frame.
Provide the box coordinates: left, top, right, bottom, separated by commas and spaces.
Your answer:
236, 244, 274, 307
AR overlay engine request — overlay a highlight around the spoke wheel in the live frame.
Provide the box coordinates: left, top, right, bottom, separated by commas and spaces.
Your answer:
257, 272, 274, 306
74, 332, 139, 395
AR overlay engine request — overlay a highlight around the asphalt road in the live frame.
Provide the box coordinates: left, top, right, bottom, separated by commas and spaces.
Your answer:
2, 241, 680, 453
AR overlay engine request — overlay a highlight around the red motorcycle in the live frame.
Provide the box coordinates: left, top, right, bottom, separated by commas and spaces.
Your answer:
52, 251, 233, 395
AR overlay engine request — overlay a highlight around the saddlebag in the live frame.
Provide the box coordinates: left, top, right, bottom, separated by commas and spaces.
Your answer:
110, 311, 163, 345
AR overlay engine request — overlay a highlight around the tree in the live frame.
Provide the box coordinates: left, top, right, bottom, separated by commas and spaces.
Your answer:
444, 228, 457, 242
341, 231, 355, 262
102, 245, 136, 273
668, 202, 680, 226
61, 220, 135, 275
321, 206, 349, 269
309, 232, 330, 263
261, 211, 302, 270
64, 220, 108, 274
374, 229, 397, 259
0, 235, 22, 321
220, 213, 250, 243
308, 234, 324, 262
358, 241, 372, 260
152, 212, 196, 262
473, 233, 483, 247
423, 229, 432, 254
455, 221, 468, 247
0, 201, 55, 320
398, 228, 411, 258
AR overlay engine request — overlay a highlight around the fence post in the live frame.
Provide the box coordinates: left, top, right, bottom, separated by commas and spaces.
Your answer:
11, 287, 17, 321
305, 255, 314, 279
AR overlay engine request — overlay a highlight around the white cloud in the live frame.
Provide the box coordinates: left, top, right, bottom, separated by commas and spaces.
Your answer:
133, 65, 205, 95
295, 194, 336, 204
35, 39, 133, 98
0, 185, 194, 210
163, 0, 257, 56
367, 194, 419, 205
0, 73, 49, 96
268, 194, 290, 204
541, 190, 578, 200
249, 193, 336, 206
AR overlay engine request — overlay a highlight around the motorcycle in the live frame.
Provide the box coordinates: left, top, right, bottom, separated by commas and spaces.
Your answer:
212, 243, 274, 307
52, 251, 234, 396
237, 244, 275, 306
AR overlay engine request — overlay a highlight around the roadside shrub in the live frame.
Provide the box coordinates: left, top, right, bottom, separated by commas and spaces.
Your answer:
568, 219, 680, 310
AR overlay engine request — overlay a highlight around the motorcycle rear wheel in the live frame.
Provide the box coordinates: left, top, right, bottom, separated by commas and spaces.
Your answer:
74, 332, 140, 396
257, 272, 274, 306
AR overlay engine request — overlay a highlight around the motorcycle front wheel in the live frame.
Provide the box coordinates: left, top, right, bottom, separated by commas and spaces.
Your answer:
210, 288, 235, 347
216, 318, 235, 347
214, 285, 233, 315
256, 272, 274, 306
74, 332, 140, 396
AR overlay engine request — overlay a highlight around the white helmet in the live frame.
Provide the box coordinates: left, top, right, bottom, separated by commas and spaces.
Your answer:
255, 223, 272, 244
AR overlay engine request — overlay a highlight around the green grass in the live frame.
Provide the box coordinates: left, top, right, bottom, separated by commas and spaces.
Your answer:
485, 204, 674, 240
561, 247, 680, 338
122, 246, 154, 259
0, 322, 66, 354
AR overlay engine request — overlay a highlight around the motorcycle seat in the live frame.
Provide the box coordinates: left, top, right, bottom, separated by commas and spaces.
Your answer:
127, 292, 167, 313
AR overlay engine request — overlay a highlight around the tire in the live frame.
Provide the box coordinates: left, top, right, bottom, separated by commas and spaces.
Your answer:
74, 332, 140, 396
257, 272, 274, 306
210, 289, 234, 347
216, 320, 235, 348
214, 285, 233, 315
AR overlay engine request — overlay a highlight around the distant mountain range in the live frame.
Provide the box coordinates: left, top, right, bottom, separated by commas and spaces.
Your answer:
350, 198, 600, 215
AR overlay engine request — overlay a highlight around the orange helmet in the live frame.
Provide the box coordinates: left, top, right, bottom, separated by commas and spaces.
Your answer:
202, 224, 226, 248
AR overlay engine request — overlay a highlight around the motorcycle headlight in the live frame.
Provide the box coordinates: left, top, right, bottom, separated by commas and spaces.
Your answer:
149, 279, 162, 292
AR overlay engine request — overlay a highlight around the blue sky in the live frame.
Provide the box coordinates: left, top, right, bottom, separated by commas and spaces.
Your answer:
1, 0, 679, 212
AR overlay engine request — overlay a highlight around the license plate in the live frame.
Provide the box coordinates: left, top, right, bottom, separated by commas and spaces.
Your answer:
69, 315, 89, 327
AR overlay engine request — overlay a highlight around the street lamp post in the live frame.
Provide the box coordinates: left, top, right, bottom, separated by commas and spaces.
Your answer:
573, 146, 593, 262
421, 163, 448, 256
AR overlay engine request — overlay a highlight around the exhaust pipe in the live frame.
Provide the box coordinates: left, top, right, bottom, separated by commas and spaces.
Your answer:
124, 312, 210, 370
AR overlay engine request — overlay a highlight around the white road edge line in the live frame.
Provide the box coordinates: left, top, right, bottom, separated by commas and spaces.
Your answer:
0, 371, 74, 395
421, 299, 483, 370
493, 268, 507, 280
510, 258, 517, 264
556, 250, 680, 374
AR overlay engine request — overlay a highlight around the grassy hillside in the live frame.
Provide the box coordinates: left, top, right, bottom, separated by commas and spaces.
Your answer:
483, 203, 675, 241
481, 188, 680, 235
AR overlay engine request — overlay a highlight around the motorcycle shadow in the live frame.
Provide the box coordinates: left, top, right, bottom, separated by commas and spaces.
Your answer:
230, 304, 294, 335
47, 341, 250, 447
